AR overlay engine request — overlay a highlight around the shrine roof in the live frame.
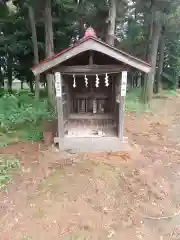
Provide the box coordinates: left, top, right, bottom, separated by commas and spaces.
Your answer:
32, 28, 151, 76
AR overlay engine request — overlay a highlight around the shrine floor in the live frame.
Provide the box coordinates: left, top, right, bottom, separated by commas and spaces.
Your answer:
65, 118, 116, 138
61, 137, 129, 153
58, 117, 129, 153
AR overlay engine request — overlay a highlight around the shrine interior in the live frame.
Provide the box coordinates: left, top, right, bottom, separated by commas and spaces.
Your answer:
62, 74, 118, 138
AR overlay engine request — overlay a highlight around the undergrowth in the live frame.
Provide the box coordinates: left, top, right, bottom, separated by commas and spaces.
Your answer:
158, 89, 180, 97
0, 90, 54, 146
0, 155, 20, 190
21, 235, 32, 240
0, 132, 19, 148
17, 126, 43, 141
126, 89, 150, 112
125, 88, 179, 112
0, 92, 53, 131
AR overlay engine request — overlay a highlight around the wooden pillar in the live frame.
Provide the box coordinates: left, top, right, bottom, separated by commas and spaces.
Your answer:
118, 97, 125, 140
117, 73, 122, 139
89, 51, 93, 65
117, 71, 127, 141
55, 72, 64, 148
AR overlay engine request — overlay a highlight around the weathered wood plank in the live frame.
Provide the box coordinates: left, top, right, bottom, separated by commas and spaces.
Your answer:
57, 64, 126, 75
117, 72, 127, 141
69, 113, 114, 120
89, 51, 93, 65
71, 93, 109, 99
55, 72, 64, 144
117, 73, 122, 139
32, 38, 151, 76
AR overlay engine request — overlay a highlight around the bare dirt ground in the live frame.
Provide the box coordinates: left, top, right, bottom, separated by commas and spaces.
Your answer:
1, 96, 180, 240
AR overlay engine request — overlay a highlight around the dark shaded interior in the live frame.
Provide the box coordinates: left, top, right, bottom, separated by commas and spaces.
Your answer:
69, 75, 114, 114
60, 50, 126, 66
62, 74, 118, 137
53, 49, 123, 138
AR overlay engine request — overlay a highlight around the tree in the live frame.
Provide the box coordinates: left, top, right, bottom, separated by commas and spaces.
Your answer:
0, 2, 16, 93
156, 25, 165, 93
106, 0, 117, 46
13, 0, 41, 97
0, 0, 179, 103
143, 16, 162, 102
44, 0, 55, 107
28, 4, 40, 99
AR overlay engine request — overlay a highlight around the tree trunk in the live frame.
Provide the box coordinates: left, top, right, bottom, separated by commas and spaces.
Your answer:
144, 0, 154, 58
141, 0, 154, 90
29, 77, 34, 93
44, 0, 54, 57
143, 20, 161, 103
44, 0, 55, 107
106, 0, 117, 46
21, 81, 23, 90
141, 0, 153, 97
28, 5, 40, 100
0, 67, 3, 89
156, 26, 165, 94
7, 52, 13, 93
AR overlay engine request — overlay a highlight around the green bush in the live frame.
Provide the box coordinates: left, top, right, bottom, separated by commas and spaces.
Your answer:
0, 132, 19, 148
20, 127, 43, 141
0, 92, 54, 131
0, 155, 20, 190
126, 89, 146, 112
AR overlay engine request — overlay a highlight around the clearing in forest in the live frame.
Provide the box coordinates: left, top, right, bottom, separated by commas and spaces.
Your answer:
1, 95, 180, 239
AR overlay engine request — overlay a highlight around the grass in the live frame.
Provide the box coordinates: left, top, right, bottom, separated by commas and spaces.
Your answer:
0, 90, 54, 147
158, 89, 180, 97
125, 88, 179, 113
0, 88, 177, 147
21, 236, 32, 240
0, 155, 20, 190
0, 132, 19, 148
125, 89, 150, 112
0, 92, 53, 131
15, 125, 43, 142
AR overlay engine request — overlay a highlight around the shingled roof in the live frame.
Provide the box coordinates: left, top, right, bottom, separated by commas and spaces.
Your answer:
32, 28, 151, 76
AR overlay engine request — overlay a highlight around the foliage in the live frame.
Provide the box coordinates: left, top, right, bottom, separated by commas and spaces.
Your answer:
0, 0, 180, 104
157, 90, 180, 97
126, 88, 180, 112
126, 89, 150, 112
21, 235, 32, 240
0, 155, 20, 190
0, 132, 19, 148
0, 91, 54, 132
19, 126, 43, 141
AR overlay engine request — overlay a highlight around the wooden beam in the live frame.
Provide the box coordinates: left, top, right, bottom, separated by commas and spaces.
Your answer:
56, 64, 127, 75
32, 38, 151, 76
71, 93, 109, 99
69, 113, 114, 120
89, 51, 93, 65
116, 73, 122, 139
91, 41, 151, 73
117, 72, 127, 141
55, 72, 64, 148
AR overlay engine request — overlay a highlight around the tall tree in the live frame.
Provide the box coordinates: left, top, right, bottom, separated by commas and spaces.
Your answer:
44, 0, 55, 107
28, 4, 40, 99
0, 2, 16, 93
44, 0, 54, 57
143, 17, 162, 102
156, 25, 165, 93
7, 52, 13, 92
106, 0, 117, 46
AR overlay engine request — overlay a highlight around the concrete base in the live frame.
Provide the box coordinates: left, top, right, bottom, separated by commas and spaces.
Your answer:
57, 137, 130, 153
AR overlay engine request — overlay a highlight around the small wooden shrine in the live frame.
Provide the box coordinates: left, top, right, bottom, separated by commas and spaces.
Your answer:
32, 28, 151, 151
